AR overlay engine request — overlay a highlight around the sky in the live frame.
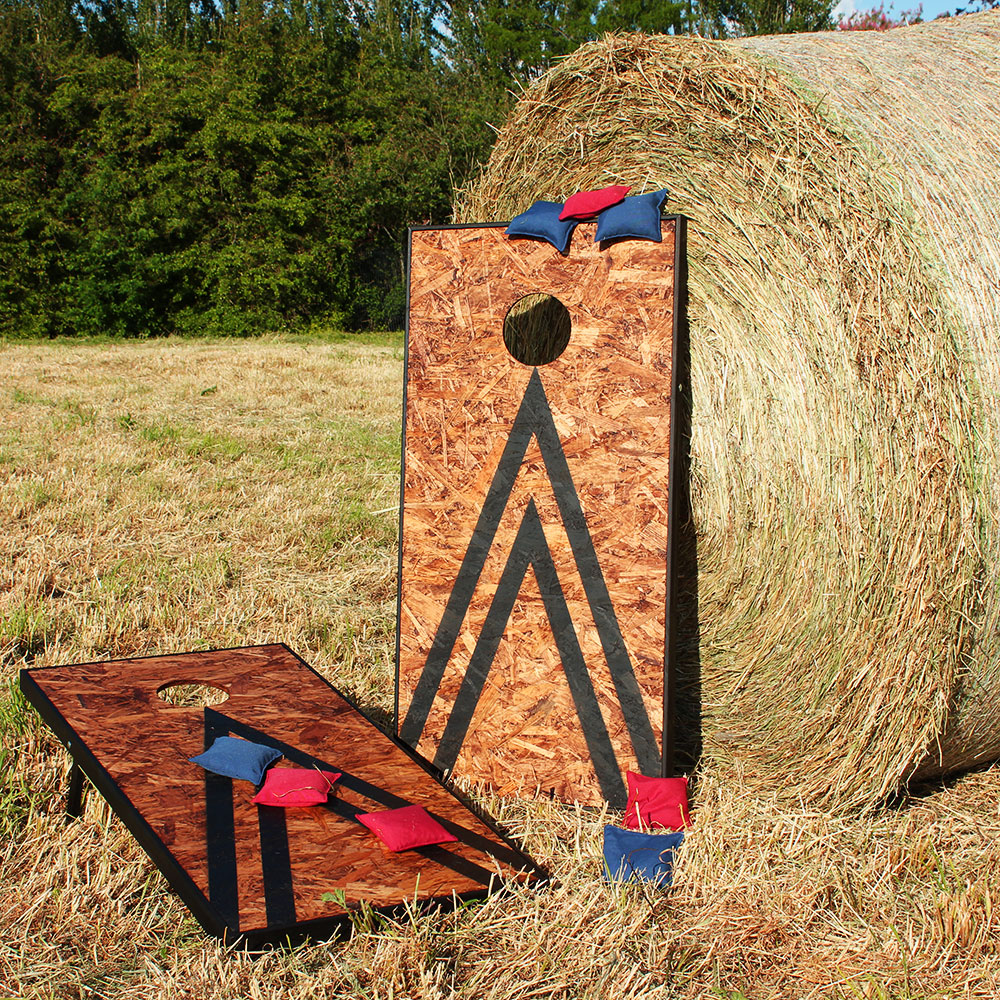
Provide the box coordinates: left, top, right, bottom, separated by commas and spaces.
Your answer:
832, 0, 959, 20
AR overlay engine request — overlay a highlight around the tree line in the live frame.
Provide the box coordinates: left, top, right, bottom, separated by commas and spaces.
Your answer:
1, 0, 838, 337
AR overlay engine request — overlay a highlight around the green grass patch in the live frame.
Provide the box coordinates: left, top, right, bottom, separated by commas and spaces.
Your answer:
56, 400, 97, 429
139, 420, 183, 445
184, 430, 248, 462
13, 479, 54, 510
12, 387, 58, 409
0, 681, 40, 840
117, 411, 248, 463
0, 603, 54, 663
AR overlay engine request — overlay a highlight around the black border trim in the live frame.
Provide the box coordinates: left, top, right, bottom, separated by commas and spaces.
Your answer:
663, 216, 687, 778
409, 222, 509, 232
394, 231, 412, 737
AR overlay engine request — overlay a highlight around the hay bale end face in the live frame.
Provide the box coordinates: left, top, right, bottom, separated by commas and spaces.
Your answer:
456, 12, 1000, 807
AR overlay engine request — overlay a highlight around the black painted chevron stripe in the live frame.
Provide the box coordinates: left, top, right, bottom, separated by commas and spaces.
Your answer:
399, 368, 660, 796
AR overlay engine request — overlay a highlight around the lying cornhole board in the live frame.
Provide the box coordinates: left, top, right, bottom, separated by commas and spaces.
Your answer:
397, 217, 687, 809
20, 644, 544, 946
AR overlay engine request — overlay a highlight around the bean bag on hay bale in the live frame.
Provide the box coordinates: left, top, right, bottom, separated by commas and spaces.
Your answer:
455, 12, 1000, 808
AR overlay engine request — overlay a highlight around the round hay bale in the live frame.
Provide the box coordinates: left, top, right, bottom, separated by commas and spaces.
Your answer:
455, 12, 1000, 807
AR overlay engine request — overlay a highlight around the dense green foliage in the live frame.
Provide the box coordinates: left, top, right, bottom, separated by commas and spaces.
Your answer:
0, 0, 503, 335
0, 0, 834, 337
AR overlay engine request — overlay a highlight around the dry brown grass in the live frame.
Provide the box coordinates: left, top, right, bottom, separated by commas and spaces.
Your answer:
3, 339, 1000, 999
0, 337, 401, 715
457, 15, 1000, 808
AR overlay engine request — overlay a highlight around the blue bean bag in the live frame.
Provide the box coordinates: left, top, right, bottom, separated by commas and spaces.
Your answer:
602, 824, 684, 887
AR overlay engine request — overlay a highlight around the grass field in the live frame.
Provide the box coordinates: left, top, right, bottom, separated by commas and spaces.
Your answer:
3, 338, 1000, 999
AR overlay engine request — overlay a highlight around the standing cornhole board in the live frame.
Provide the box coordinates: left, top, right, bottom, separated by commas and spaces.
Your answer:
20, 644, 544, 946
397, 217, 686, 809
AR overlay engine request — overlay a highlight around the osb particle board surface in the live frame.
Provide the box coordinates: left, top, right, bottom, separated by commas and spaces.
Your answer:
397, 221, 680, 808
22, 644, 541, 943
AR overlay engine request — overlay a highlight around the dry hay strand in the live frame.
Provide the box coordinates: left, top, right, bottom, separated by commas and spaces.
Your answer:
738, 12, 1000, 782
456, 13, 1000, 808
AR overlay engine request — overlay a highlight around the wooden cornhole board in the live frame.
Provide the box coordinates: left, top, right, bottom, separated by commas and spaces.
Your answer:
397, 218, 686, 809
20, 644, 544, 946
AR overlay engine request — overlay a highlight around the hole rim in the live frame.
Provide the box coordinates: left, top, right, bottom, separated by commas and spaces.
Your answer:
502, 292, 573, 368
155, 680, 231, 709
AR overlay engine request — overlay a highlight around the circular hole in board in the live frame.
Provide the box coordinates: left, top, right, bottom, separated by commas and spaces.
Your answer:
502, 293, 572, 367
156, 682, 230, 708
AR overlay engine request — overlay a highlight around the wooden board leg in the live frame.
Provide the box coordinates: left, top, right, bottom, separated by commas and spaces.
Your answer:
66, 761, 85, 821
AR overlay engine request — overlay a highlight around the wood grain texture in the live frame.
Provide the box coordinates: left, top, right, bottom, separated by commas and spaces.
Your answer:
24, 644, 540, 942
398, 221, 680, 807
